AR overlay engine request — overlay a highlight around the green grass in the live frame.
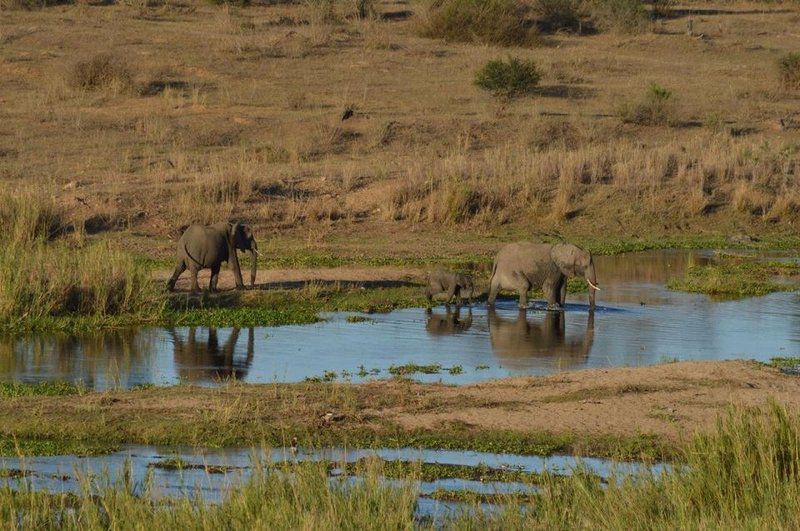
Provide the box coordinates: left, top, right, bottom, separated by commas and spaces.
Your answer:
354, 458, 552, 483
765, 357, 800, 370
667, 254, 800, 298
0, 381, 86, 398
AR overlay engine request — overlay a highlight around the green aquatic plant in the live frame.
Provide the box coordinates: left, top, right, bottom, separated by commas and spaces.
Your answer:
388, 364, 443, 376
667, 254, 800, 299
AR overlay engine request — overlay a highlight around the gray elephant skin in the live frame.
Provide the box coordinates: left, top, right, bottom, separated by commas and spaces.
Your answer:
487, 242, 599, 310
167, 222, 258, 293
424, 269, 475, 306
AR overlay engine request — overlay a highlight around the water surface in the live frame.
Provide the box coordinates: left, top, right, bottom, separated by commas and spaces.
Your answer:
2, 250, 799, 387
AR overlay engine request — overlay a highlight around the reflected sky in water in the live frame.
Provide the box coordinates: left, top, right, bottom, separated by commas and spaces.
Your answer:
1, 250, 799, 388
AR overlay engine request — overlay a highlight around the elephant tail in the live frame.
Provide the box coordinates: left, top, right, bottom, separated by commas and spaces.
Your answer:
182, 242, 203, 269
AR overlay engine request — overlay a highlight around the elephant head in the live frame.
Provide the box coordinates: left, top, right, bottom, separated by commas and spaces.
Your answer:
551, 243, 599, 308
228, 222, 258, 288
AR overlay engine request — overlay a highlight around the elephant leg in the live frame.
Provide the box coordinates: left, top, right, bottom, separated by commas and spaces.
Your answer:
517, 281, 530, 310
424, 285, 433, 303
487, 277, 500, 307
544, 277, 563, 311
209, 264, 221, 292
445, 285, 457, 307
167, 260, 186, 292
559, 276, 567, 306
189, 267, 201, 293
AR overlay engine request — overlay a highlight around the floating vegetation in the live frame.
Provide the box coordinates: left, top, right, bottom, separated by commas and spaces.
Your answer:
346, 315, 374, 324
148, 457, 238, 474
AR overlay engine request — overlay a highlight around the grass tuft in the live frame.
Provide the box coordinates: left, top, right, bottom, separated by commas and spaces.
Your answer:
68, 54, 134, 94
778, 52, 800, 91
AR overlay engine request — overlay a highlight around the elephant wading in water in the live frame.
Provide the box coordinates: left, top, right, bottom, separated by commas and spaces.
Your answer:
167, 222, 258, 293
487, 242, 599, 310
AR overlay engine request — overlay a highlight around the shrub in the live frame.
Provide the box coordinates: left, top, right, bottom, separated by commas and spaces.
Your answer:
620, 82, 674, 125
416, 0, 540, 47
587, 0, 649, 34
475, 56, 541, 98
68, 54, 133, 93
535, 0, 584, 32
778, 52, 800, 90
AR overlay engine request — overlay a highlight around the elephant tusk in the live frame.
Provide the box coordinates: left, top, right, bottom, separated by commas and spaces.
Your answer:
253, 250, 261, 256
587, 280, 600, 291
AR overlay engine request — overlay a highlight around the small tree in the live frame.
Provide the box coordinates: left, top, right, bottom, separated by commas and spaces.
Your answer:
474, 57, 541, 99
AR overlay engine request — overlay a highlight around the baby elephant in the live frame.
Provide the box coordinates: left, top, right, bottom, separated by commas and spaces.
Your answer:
424, 269, 475, 306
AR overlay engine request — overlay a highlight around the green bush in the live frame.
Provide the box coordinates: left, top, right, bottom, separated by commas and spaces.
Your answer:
416, 0, 540, 47
587, 0, 649, 34
474, 56, 541, 98
778, 52, 800, 90
620, 82, 674, 125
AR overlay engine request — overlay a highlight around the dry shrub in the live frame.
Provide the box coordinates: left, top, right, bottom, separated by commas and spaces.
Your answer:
68, 54, 134, 93
778, 53, 800, 91
415, 0, 541, 47
620, 82, 675, 126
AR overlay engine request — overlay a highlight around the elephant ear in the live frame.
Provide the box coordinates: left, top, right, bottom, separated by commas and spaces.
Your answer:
550, 244, 579, 277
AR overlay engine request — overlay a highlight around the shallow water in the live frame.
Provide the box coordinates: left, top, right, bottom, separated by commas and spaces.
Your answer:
2, 250, 799, 388
0, 444, 663, 520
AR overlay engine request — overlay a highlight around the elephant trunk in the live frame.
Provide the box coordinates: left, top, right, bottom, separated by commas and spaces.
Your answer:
249, 240, 258, 288
585, 263, 598, 308
229, 241, 245, 289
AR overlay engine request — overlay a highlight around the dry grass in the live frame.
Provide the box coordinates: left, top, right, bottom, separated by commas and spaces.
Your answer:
1, 0, 800, 260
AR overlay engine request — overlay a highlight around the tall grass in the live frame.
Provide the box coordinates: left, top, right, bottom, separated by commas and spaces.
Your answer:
0, 189, 163, 330
459, 403, 800, 528
0, 460, 420, 529
0, 404, 798, 527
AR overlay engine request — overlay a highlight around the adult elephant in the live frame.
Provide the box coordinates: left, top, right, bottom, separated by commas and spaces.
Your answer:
487, 242, 599, 310
167, 222, 258, 293
488, 308, 594, 371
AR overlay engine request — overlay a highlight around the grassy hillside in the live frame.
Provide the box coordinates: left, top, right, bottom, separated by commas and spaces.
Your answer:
1, 0, 799, 262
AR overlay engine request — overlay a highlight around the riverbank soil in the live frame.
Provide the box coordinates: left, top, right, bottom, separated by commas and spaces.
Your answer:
0, 361, 796, 458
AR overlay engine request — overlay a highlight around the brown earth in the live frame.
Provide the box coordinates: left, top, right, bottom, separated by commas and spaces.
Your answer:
383, 360, 794, 441
2, 360, 797, 454
153, 264, 425, 291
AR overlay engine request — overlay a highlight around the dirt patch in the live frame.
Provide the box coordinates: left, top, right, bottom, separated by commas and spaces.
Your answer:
154, 265, 425, 292
385, 361, 800, 441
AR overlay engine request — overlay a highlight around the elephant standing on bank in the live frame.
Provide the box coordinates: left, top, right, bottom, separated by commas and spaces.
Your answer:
167, 222, 258, 293
487, 242, 599, 310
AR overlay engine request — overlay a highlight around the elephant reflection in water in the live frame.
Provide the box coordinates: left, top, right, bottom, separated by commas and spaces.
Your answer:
170, 327, 255, 383
487, 309, 594, 370
425, 307, 473, 336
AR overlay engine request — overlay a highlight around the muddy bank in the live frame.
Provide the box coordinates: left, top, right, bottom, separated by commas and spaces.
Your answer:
0, 361, 795, 459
